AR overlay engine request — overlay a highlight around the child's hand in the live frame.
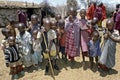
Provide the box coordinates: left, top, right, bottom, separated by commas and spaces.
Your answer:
104, 34, 109, 39
45, 48, 50, 53
108, 31, 112, 36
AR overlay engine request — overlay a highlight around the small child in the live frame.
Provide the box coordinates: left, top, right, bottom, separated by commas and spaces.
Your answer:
0, 28, 10, 50
58, 19, 67, 61
27, 14, 40, 35
88, 30, 101, 68
6, 18, 16, 38
4, 36, 24, 79
32, 30, 42, 67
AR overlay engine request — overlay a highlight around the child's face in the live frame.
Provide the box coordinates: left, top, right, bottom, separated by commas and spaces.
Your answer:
18, 27, 25, 33
93, 35, 99, 41
33, 32, 37, 39
44, 23, 50, 31
8, 38, 15, 46
107, 22, 113, 31
80, 10, 86, 19
31, 18, 38, 25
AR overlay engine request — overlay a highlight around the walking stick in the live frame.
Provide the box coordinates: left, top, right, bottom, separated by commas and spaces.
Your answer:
42, 33, 55, 80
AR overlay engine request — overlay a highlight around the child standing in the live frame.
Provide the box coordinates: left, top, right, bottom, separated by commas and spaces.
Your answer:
32, 30, 42, 67
16, 23, 32, 69
88, 30, 101, 68
4, 36, 24, 80
98, 19, 120, 71
79, 9, 89, 65
58, 19, 67, 60
41, 19, 59, 73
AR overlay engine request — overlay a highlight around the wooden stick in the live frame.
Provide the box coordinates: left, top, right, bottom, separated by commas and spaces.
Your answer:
42, 33, 55, 80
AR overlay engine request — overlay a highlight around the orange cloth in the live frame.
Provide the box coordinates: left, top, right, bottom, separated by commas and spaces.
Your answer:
101, 5, 106, 21
87, 4, 96, 20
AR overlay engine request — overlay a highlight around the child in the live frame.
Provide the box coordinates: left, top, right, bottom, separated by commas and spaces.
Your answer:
41, 18, 59, 73
79, 9, 89, 65
32, 30, 42, 67
65, 7, 80, 66
16, 23, 33, 69
4, 36, 24, 79
27, 14, 40, 35
58, 19, 67, 61
0, 28, 10, 50
6, 18, 16, 38
98, 19, 120, 71
88, 30, 101, 68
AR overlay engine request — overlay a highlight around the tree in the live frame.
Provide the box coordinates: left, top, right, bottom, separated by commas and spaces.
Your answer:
67, 0, 78, 10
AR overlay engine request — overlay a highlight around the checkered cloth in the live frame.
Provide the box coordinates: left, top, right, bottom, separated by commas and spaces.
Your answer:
65, 26, 79, 57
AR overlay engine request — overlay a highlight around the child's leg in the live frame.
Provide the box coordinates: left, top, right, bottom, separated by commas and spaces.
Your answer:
95, 56, 98, 64
82, 53, 85, 62
89, 57, 94, 68
37, 52, 43, 63
31, 53, 38, 67
45, 60, 49, 73
53, 58, 59, 70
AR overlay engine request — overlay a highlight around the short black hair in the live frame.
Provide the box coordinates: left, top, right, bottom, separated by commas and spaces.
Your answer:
1, 28, 10, 36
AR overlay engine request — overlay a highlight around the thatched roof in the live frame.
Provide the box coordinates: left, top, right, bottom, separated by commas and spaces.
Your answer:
0, 1, 41, 9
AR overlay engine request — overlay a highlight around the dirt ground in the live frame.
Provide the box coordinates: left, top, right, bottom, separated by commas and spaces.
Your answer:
0, 20, 120, 80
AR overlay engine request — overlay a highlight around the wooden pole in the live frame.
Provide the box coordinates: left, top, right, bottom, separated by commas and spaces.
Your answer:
42, 33, 55, 80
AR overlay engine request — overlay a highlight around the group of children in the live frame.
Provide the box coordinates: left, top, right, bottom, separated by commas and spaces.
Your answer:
0, 7, 120, 80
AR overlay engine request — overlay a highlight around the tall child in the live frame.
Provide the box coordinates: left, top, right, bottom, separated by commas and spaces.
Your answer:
79, 9, 89, 65
65, 7, 80, 66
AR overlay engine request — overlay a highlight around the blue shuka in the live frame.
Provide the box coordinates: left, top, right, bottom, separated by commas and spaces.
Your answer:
88, 39, 101, 57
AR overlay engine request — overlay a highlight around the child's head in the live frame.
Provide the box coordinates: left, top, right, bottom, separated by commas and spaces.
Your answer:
31, 14, 38, 25
8, 18, 15, 27
1, 28, 11, 38
32, 30, 38, 39
68, 7, 77, 17
17, 23, 25, 33
86, 20, 92, 28
55, 14, 61, 21
80, 9, 86, 19
8, 36, 15, 46
43, 18, 51, 31
92, 17, 98, 26
92, 30, 99, 41
50, 20, 57, 30
58, 19, 65, 29
106, 19, 114, 31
